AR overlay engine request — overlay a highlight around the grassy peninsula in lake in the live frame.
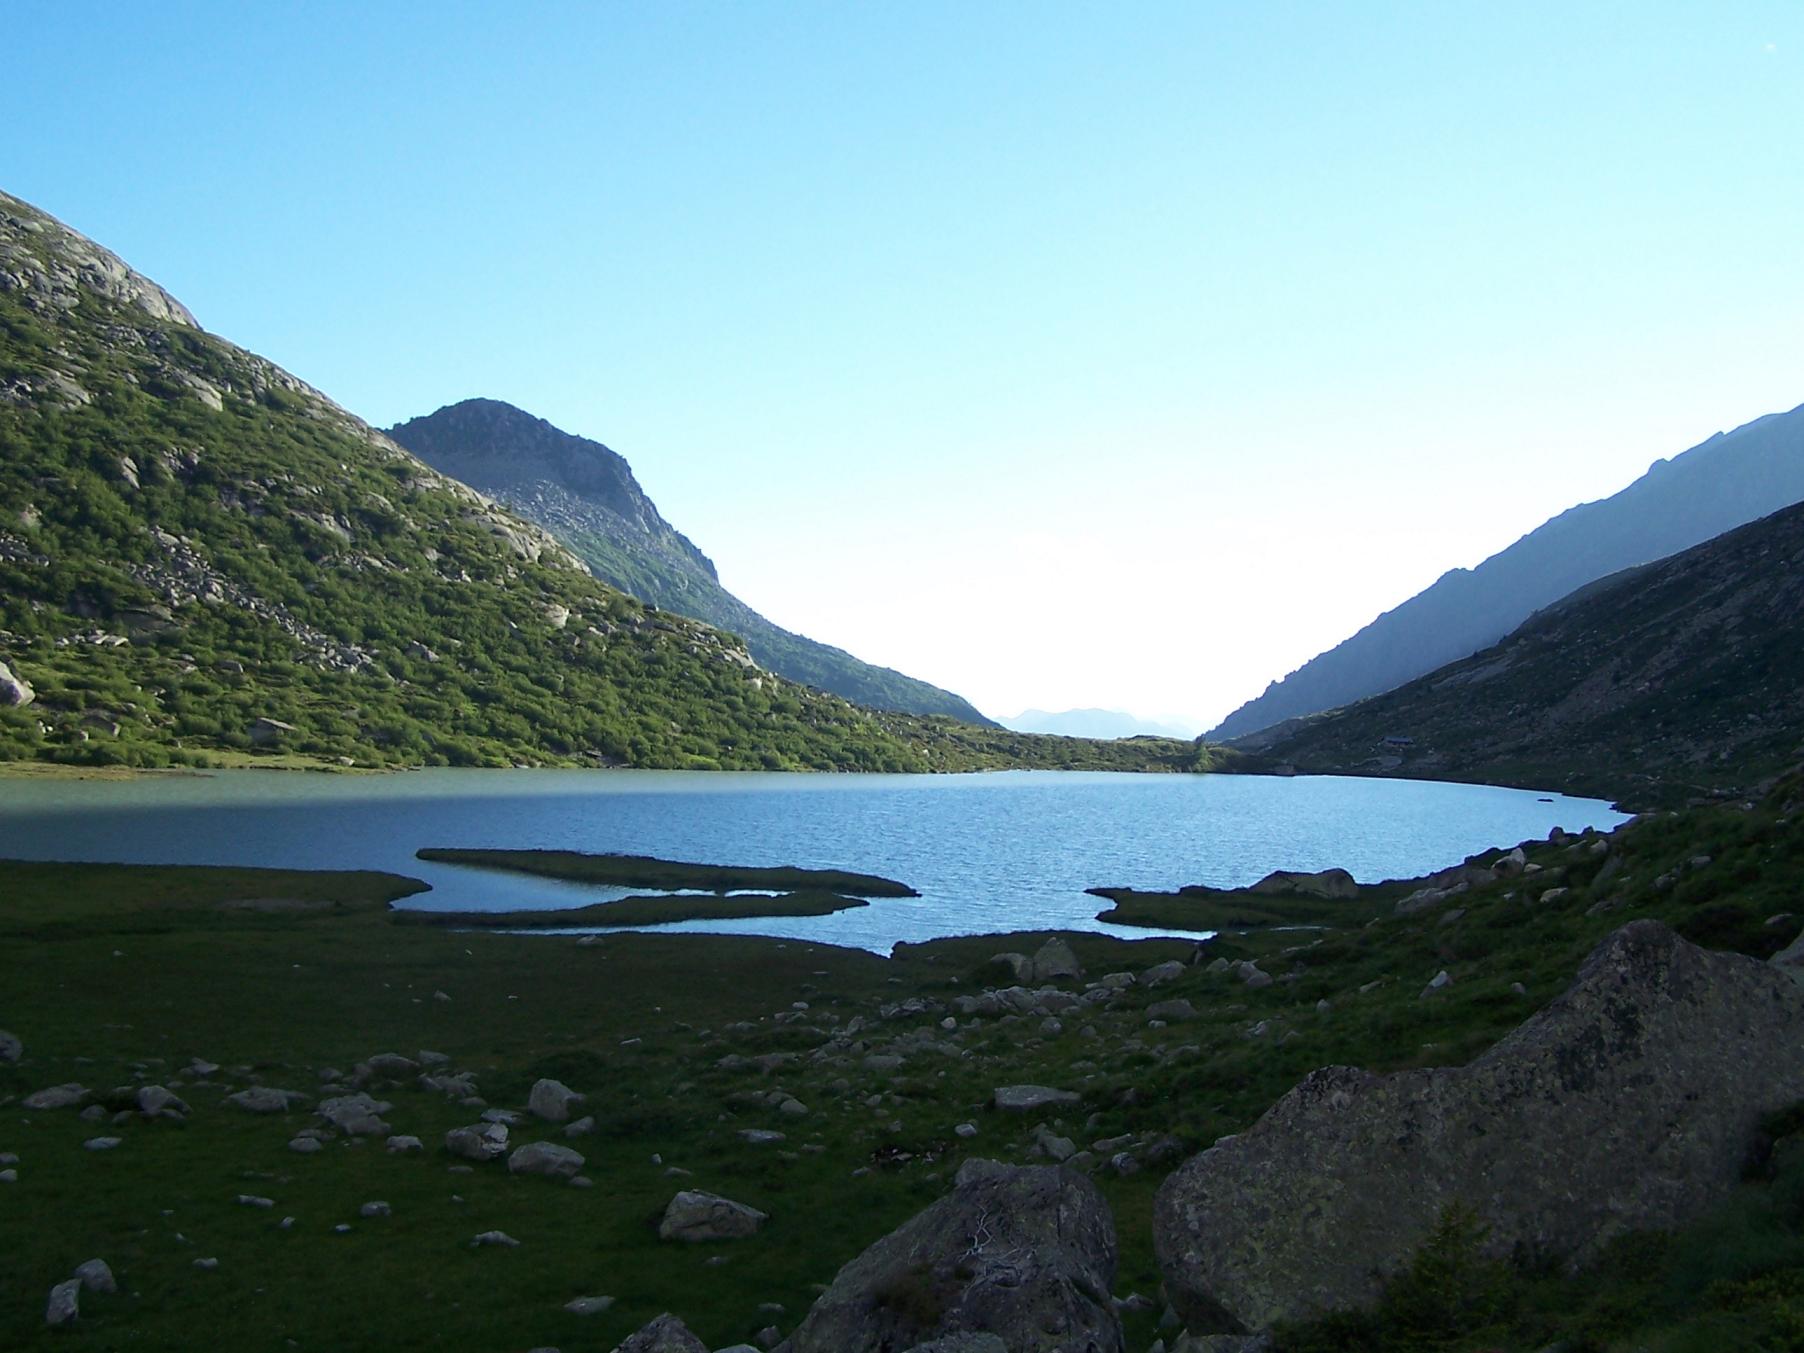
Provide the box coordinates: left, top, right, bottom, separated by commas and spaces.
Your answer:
413, 847, 919, 896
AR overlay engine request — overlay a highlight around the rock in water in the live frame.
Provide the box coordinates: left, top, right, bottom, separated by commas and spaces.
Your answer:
612, 1312, 708, 1352
1155, 920, 1804, 1333
658, 1190, 768, 1242
784, 1160, 1122, 1353
528, 1077, 584, 1122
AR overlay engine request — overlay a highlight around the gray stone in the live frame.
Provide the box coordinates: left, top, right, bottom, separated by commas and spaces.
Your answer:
509, 1140, 586, 1179
1030, 937, 1085, 984
360, 1200, 392, 1218
563, 1115, 597, 1138
83, 1136, 122, 1151
992, 1084, 1080, 1113
738, 1129, 786, 1145
1141, 960, 1187, 988
658, 1189, 768, 1242
1772, 926, 1804, 986
565, 1294, 615, 1315
528, 1077, 584, 1122
611, 1312, 707, 1352
1155, 921, 1804, 1334
288, 1137, 323, 1154
193, 1257, 219, 1271
1033, 1126, 1077, 1162
445, 1122, 509, 1162
74, 1259, 116, 1294
237, 1194, 275, 1208
386, 1135, 424, 1153
1148, 998, 1198, 1023
46, 1277, 81, 1326
784, 1160, 1121, 1353
1249, 868, 1357, 900
318, 1093, 391, 1135
0, 660, 35, 708
225, 1087, 306, 1114
902, 1337, 1009, 1353
363, 1052, 420, 1080
471, 1230, 519, 1247
136, 1084, 188, 1117
0, 1029, 20, 1062
23, 1083, 88, 1110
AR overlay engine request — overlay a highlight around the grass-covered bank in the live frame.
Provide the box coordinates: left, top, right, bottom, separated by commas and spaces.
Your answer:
415, 848, 919, 897
5, 772, 1804, 1350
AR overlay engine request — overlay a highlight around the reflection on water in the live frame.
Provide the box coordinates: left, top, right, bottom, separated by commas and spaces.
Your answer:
0, 768, 1629, 954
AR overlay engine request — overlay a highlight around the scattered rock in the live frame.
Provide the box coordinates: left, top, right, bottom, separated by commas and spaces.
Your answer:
237, 1194, 275, 1208
783, 1160, 1122, 1353
288, 1137, 323, 1155
359, 1201, 392, 1218
612, 1312, 707, 1352
193, 1257, 218, 1271
509, 1141, 586, 1179
225, 1087, 306, 1114
1141, 960, 1186, 988
363, 1052, 420, 1080
318, 1093, 391, 1135
993, 1085, 1080, 1113
565, 1295, 616, 1316
1421, 970, 1452, 997
1148, 998, 1198, 1023
471, 1230, 520, 1248
23, 1083, 89, 1110
563, 1115, 596, 1138
445, 1122, 509, 1162
659, 1190, 768, 1242
386, 1135, 424, 1153
0, 1029, 20, 1062
1250, 868, 1357, 900
74, 1259, 116, 1294
1155, 921, 1804, 1333
902, 1337, 1009, 1353
0, 660, 35, 707
83, 1137, 123, 1151
45, 1278, 81, 1327
529, 1077, 585, 1123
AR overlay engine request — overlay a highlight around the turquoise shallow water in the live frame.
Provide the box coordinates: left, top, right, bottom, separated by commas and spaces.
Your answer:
0, 768, 1629, 952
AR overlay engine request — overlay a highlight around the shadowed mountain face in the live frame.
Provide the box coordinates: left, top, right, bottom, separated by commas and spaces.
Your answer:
1251, 499, 1804, 802
387, 400, 993, 725
1212, 403, 1804, 740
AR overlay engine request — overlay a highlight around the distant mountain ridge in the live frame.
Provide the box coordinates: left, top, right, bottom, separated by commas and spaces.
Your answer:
1211, 403, 1804, 740
1003, 708, 1200, 741
1251, 498, 1804, 801
387, 400, 993, 725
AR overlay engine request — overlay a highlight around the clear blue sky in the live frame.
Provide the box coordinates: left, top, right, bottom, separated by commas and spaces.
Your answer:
6, 2, 1801, 727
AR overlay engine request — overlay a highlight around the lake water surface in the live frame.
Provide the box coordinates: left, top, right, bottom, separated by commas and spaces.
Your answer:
0, 769, 1629, 952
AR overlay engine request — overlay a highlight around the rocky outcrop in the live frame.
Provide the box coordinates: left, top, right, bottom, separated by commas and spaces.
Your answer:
783, 1160, 1121, 1353
1155, 920, 1804, 1333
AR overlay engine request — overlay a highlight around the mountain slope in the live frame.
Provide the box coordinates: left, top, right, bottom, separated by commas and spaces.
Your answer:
0, 188, 1198, 774
386, 399, 993, 724
1249, 499, 1804, 801
1002, 708, 1199, 740
1212, 404, 1804, 739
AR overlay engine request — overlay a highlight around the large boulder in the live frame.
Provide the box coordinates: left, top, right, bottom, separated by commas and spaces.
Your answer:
508, 1140, 585, 1179
1247, 868, 1358, 900
1030, 937, 1084, 984
611, 1313, 707, 1352
658, 1189, 767, 1242
527, 1077, 584, 1122
1155, 921, 1804, 1333
784, 1160, 1121, 1353
0, 660, 34, 707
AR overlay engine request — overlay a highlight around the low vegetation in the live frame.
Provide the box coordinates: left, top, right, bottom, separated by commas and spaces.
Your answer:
392, 888, 871, 928
5, 769, 1804, 1348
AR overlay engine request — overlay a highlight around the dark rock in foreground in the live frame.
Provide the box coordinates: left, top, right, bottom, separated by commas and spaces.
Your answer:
1155, 920, 1804, 1333
611, 1312, 707, 1352
784, 1159, 1121, 1353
